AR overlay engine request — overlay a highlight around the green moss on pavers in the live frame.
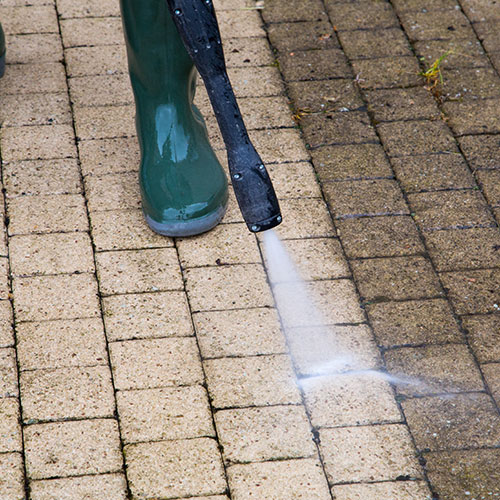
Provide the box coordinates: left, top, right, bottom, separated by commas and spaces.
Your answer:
408, 190, 495, 230
351, 56, 421, 89
458, 134, 500, 170
310, 143, 393, 181
366, 298, 463, 347
378, 121, 458, 157
323, 179, 408, 218
267, 21, 339, 53
384, 345, 484, 396
325, 1, 399, 30
301, 112, 377, 148
399, 9, 475, 42
443, 99, 500, 135
440, 268, 500, 315
337, 215, 424, 259
463, 314, 500, 363
441, 67, 500, 101
390, 153, 475, 192
288, 79, 363, 113
351, 255, 443, 302
365, 87, 440, 122
476, 169, 500, 207
414, 39, 490, 69
278, 49, 351, 81
261, 0, 327, 23
338, 28, 412, 60
402, 393, 500, 451
425, 449, 500, 500
424, 227, 500, 271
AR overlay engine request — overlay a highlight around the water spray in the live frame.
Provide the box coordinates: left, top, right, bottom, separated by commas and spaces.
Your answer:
166, 0, 282, 233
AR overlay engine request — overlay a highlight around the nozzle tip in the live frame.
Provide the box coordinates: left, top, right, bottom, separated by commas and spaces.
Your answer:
247, 213, 282, 233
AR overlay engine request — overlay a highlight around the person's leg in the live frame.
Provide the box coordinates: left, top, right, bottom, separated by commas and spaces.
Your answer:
120, 0, 228, 236
0, 22, 6, 78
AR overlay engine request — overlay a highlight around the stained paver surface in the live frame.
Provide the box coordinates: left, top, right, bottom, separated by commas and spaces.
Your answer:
0, 0, 499, 499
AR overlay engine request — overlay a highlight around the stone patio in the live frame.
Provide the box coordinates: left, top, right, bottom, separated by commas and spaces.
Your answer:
0, 0, 499, 499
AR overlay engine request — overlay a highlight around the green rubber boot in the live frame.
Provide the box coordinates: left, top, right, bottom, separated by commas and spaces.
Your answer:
0, 22, 5, 78
120, 0, 228, 236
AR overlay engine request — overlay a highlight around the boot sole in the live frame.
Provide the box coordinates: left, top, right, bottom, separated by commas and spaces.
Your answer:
144, 204, 227, 237
0, 53, 5, 78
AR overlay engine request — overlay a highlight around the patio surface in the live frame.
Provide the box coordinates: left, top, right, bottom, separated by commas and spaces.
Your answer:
1, 0, 500, 498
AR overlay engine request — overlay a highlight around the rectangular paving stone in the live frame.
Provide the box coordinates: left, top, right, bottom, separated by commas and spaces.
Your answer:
24, 419, 122, 479
185, 264, 273, 312
0, 62, 67, 95
0, 259, 11, 299
7, 33, 63, 63
7, 194, 88, 235
378, 121, 458, 157
0, 301, 14, 348
30, 474, 127, 500
483, 363, 500, 406
193, 308, 286, 359
204, 355, 301, 408
0, 398, 22, 452
301, 112, 377, 148
78, 136, 140, 176
20, 366, 115, 422
178, 223, 260, 268
0, 348, 18, 399
261, 0, 327, 23
324, 179, 408, 218
440, 269, 500, 314
352, 256, 442, 302
338, 28, 413, 59
237, 96, 295, 130
57, 0, 120, 18
10, 232, 94, 276
384, 344, 484, 396
117, 385, 214, 444
60, 17, 123, 48
273, 279, 365, 327
337, 215, 424, 259
250, 128, 309, 164
326, 1, 399, 30
103, 291, 193, 341
333, 481, 432, 500
217, 9, 265, 37
125, 438, 226, 499
96, 248, 183, 295
391, 0, 460, 10
279, 48, 351, 81
366, 298, 463, 347
215, 405, 315, 464
462, 315, 500, 363
65, 45, 127, 78
223, 37, 274, 67
272, 198, 336, 239
351, 56, 421, 89
4, 159, 81, 198
1, 124, 76, 162
320, 424, 422, 484
408, 190, 495, 230
425, 449, 500, 500
16, 318, 108, 370
403, 392, 500, 452
442, 66, 500, 101
443, 99, 500, 135
458, 134, 500, 170
228, 66, 285, 98
267, 161, 322, 199
477, 169, 500, 207
287, 324, 381, 377
0, 92, 72, 127
424, 227, 500, 271
73, 105, 135, 140
109, 337, 203, 390
227, 459, 331, 500
13, 273, 100, 322
91, 209, 172, 251
391, 153, 475, 192
69, 74, 133, 107
310, 143, 393, 181
302, 373, 401, 428
0, 5, 57, 34
0, 452, 25, 500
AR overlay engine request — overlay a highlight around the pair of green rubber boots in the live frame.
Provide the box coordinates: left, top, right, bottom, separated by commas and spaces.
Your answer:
120, 0, 229, 237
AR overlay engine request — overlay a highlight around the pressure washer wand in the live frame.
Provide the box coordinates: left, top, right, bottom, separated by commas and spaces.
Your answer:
165, 0, 282, 233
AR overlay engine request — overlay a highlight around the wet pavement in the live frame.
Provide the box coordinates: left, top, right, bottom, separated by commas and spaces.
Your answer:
0, 0, 499, 498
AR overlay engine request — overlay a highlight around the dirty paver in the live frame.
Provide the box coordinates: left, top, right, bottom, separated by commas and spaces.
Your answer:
0, 0, 499, 499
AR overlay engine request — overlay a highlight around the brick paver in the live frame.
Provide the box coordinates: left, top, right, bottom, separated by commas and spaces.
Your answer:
0, 0, 499, 498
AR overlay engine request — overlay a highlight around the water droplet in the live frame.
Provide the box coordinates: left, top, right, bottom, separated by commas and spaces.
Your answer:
258, 164, 265, 170
233, 173, 241, 180
251, 225, 259, 231
174, 8, 181, 15
206, 44, 212, 49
